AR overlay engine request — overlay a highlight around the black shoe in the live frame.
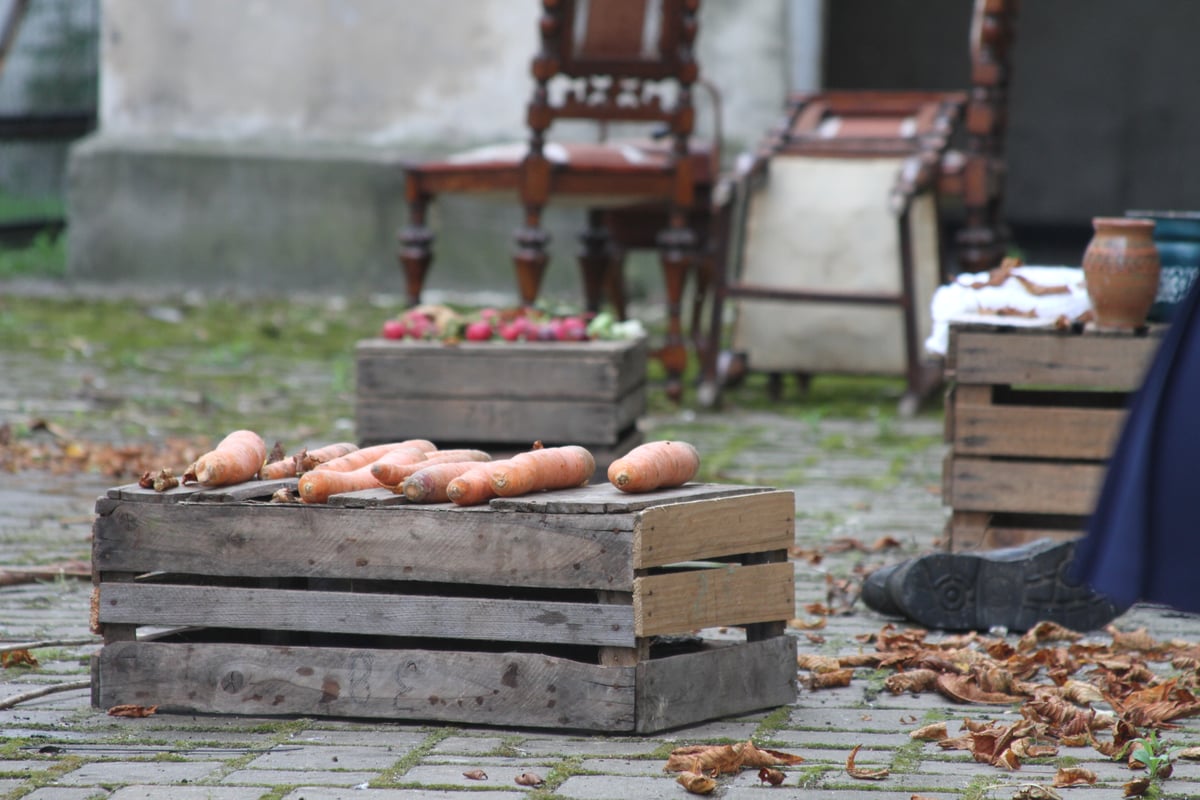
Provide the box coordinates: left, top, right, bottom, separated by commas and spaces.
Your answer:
861, 562, 904, 617
881, 539, 1126, 633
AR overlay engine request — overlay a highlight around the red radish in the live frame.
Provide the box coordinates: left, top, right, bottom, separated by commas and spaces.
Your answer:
465, 320, 493, 341
381, 319, 405, 340
499, 323, 523, 341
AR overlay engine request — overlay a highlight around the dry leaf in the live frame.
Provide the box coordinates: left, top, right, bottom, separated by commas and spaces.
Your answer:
1052, 767, 1097, 787
1176, 745, 1200, 760
845, 744, 889, 780
808, 668, 854, 690
665, 744, 742, 775
514, 771, 544, 787
737, 741, 804, 768
797, 654, 842, 673
886, 669, 939, 694
910, 722, 948, 741
107, 704, 158, 717
676, 771, 717, 794
788, 617, 827, 631
1123, 777, 1151, 797
1013, 786, 1062, 800
757, 767, 786, 786
462, 769, 488, 781
0, 649, 39, 668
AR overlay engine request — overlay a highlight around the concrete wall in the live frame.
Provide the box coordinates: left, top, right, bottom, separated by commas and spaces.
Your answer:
68, 0, 795, 299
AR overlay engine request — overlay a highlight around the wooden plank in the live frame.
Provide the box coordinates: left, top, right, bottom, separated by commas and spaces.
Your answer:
635, 636, 797, 733
327, 487, 406, 507
107, 483, 206, 503
633, 562, 794, 638
355, 337, 646, 401
190, 480, 297, 503
94, 641, 637, 731
93, 502, 635, 591
355, 389, 644, 445
946, 457, 1106, 516
951, 401, 1126, 460
97, 583, 636, 647
491, 482, 770, 514
634, 490, 795, 568
946, 510, 991, 552
950, 327, 1159, 389
948, 511, 1082, 552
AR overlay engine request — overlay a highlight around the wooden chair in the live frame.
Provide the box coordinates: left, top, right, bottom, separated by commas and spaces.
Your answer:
697, 0, 1018, 413
398, 0, 716, 400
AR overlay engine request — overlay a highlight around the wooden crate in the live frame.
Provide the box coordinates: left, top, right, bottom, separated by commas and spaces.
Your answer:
943, 323, 1161, 551
355, 338, 647, 458
91, 480, 797, 733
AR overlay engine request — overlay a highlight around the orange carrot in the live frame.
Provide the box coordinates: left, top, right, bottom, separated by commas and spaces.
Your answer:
260, 441, 361, 480
446, 461, 514, 506
403, 461, 493, 503
373, 449, 491, 490
184, 429, 268, 487
298, 463, 385, 504
314, 440, 435, 473
295, 441, 360, 473
489, 445, 596, 497
607, 440, 700, 493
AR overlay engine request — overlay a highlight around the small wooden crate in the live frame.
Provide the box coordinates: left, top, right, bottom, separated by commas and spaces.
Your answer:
355, 338, 647, 469
91, 481, 797, 732
943, 323, 1161, 551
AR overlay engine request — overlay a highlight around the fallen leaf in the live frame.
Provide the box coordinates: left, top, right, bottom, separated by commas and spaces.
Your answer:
808, 668, 854, 690
1052, 767, 1097, 787
0, 649, 39, 668
788, 616, 827, 631
1013, 785, 1062, 800
665, 743, 743, 775
886, 669, 939, 695
910, 722, 948, 741
1123, 777, 1151, 797
676, 771, 717, 794
757, 767, 786, 785
845, 744, 889, 780
1176, 745, 1200, 760
514, 771, 544, 787
737, 741, 804, 768
462, 769, 487, 780
107, 704, 158, 718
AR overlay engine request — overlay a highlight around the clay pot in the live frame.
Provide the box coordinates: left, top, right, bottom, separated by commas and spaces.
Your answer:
1082, 217, 1161, 331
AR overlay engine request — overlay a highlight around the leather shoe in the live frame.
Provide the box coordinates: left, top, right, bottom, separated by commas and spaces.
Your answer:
861, 539, 1127, 633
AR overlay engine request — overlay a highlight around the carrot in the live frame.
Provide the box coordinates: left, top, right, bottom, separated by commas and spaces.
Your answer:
489, 445, 596, 497
607, 440, 700, 493
298, 463, 385, 504
183, 429, 268, 487
295, 441, 360, 473
403, 461, 493, 503
373, 449, 491, 490
259, 457, 300, 480
446, 461, 514, 506
314, 440, 435, 473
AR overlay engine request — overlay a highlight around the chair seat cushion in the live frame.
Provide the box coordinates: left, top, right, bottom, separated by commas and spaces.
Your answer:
410, 139, 715, 184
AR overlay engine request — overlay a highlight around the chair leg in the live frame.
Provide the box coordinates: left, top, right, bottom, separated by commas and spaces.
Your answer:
514, 209, 550, 306
578, 210, 610, 315
657, 214, 696, 403
398, 195, 434, 307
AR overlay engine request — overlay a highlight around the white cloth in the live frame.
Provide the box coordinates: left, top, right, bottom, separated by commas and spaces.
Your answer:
924, 266, 1093, 356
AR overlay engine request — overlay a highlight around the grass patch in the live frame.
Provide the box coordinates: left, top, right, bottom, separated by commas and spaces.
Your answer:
0, 231, 66, 279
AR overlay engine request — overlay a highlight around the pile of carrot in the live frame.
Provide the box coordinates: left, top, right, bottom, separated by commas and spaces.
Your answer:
178, 429, 702, 504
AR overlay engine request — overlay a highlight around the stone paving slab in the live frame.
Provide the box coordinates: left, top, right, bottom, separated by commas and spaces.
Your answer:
219, 768, 380, 787
280, 789, 528, 800
54, 759, 228, 786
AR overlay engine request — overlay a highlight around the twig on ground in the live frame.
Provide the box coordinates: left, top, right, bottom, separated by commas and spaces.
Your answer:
0, 679, 91, 710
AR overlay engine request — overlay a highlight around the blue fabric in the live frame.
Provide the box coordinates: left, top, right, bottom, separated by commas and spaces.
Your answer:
1072, 273, 1200, 611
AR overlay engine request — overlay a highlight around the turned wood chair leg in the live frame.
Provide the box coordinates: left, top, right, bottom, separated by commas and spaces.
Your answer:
513, 207, 550, 306
657, 213, 696, 403
578, 210, 611, 315
398, 194, 434, 307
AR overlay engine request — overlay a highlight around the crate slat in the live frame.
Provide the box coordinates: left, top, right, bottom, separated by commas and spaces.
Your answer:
94, 503, 635, 591
950, 326, 1160, 389
947, 456, 1105, 516
634, 490, 794, 569
97, 583, 636, 647
951, 401, 1126, 460
633, 562, 795, 638
93, 640, 638, 730
635, 636, 797, 733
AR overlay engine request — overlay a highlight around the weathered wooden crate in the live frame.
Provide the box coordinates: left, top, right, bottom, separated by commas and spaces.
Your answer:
91, 480, 797, 732
943, 323, 1161, 551
355, 338, 647, 469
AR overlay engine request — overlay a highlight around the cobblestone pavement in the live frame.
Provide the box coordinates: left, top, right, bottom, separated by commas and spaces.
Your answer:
4, 399, 1200, 797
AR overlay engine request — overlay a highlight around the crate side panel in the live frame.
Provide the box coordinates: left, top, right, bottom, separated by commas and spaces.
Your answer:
634, 490, 795, 568
93, 503, 634, 590
93, 641, 637, 731
951, 401, 1127, 460
951, 328, 1158, 389
355, 394, 641, 446
635, 636, 797, 733
355, 339, 644, 401
97, 584, 637, 647
947, 457, 1105, 516
633, 562, 795, 638
490, 482, 769, 514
